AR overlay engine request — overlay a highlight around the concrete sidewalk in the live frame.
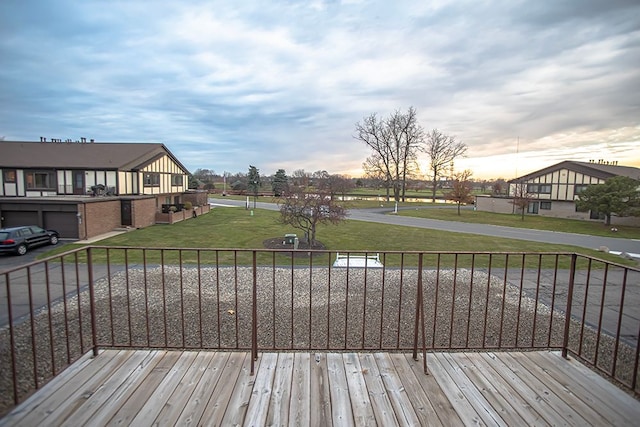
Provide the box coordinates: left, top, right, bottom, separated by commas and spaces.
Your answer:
74, 229, 133, 244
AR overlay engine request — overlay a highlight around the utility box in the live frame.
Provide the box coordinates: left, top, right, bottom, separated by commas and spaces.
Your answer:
284, 233, 299, 249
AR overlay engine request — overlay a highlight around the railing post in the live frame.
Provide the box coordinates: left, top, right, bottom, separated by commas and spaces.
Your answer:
251, 250, 257, 375
5, 273, 19, 404
87, 247, 99, 357
413, 253, 424, 366
562, 253, 577, 358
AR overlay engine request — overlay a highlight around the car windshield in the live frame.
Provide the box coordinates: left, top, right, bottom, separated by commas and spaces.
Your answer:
0, 232, 9, 240
30, 226, 45, 233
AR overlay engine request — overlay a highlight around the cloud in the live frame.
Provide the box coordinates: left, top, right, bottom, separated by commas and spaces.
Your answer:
0, 0, 638, 178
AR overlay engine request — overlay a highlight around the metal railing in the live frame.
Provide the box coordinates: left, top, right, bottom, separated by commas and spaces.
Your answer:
1, 247, 638, 415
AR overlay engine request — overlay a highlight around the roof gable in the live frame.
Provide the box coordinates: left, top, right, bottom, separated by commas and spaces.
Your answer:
510, 160, 640, 182
0, 141, 189, 174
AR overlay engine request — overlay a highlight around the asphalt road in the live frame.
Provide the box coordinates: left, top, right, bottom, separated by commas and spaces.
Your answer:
210, 199, 640, 256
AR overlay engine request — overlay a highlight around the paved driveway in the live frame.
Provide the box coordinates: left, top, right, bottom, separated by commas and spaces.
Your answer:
0, 240, 69, 273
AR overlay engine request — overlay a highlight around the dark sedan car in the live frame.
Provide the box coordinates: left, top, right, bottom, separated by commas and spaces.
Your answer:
0, 226, 59, 256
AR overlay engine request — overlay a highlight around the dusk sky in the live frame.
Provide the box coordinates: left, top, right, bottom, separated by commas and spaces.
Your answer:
1, 0, 639, 180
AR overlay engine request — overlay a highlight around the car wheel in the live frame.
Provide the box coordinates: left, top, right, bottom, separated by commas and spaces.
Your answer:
50, 235, 59, 245
16, 244, 27, 256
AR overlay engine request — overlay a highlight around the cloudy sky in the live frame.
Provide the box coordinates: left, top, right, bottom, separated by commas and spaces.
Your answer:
1, 0, 639, 179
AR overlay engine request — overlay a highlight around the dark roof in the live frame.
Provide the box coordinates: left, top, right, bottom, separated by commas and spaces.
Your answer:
509, 160, 640, 182
0, 141, 189, 173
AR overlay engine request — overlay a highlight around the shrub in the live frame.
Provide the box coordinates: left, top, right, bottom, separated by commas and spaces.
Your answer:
184, 201, 193, 210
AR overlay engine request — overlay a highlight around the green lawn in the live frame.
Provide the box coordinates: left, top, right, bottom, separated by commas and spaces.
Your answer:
43, 206, 635, 268
209, 194, 640, 239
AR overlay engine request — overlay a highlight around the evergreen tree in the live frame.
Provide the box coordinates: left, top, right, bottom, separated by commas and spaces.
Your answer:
576, 176, 640, 225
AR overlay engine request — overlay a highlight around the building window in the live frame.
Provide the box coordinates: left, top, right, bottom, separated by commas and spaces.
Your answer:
574, 184, 589, 194
540, 201, 552, 210
25, 171, 55, 189
527, 202, 539, 214
527, 183, 551, 194
143, 172, 160, 187
171, 174, 183, 186
3, 169, 16, 183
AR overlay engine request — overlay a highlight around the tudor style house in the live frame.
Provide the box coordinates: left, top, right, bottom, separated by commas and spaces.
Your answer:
0, 139, 193, 238
476, 160, 640, 226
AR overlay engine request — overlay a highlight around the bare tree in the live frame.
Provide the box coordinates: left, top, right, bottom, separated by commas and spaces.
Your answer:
278, 187, 347, 246
325, 174, 355, 200
445, 169, 474, 215
291, 169, 311, 188
425, 129, 467, 202
388, 107, 424, 201
192, 168, 217, 190
510, 181, 534, 220
355, 107, 424, 202
312, 170, 330, 190
493, 178, 507, 195
363, 153, 392, 201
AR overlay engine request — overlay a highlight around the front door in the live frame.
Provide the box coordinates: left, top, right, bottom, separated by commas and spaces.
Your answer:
73, 171, 85, 195
121, 200, 132, 226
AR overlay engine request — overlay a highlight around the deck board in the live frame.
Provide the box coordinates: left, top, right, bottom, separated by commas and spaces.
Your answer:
220, 351, 258, 426
448, 353, 527, 426
309, 352, 332, 426
200, 352, 246, 425
288, 352, 311, 425
462, 352, 546, 426
2, 350, 640, 427
359, 353, 403, 426
106, 350, 182, 426
374, 352, 422, 426
327, 352, 354, 426
397, 353, 462, 427
525, 351, 638, 427
478, 352, 571, 426
267, 353, 294, 426
172, 351, 230, 426
497, 352, 592, 426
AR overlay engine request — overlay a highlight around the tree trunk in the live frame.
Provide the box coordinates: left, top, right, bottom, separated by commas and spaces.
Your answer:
431, 179, 438, 203
605, 214, 611, 226
310, 223, 317, 245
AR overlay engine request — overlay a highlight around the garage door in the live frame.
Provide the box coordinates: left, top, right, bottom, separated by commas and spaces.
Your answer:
1, 211, 39, 228
44, 211, 79, 238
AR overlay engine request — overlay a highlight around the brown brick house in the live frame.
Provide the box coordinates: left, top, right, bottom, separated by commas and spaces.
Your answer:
0, 140, 192, 238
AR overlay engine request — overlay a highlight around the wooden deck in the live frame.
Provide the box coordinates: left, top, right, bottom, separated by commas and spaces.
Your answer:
1, 350, 639, 426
